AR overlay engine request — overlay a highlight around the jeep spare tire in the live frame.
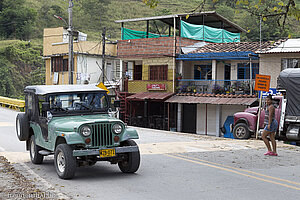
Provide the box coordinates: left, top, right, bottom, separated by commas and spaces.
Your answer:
16, 113, 29, 141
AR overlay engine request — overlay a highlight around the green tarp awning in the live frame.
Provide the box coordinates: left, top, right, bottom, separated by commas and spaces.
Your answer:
180, 21, 240, 43
121, 27, 170, 40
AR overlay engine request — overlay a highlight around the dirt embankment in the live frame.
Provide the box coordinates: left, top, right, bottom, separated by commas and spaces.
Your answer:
0, 156, 56, 200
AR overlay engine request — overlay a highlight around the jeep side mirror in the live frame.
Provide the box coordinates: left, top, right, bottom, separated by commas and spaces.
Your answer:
42, 102, 50, 111
113, 100, 120, 108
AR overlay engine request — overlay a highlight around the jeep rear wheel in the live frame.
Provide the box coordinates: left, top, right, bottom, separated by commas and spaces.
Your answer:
233, 123, 251, 139
29, 135, 44, 164
54, 144, 76, 179
16, 113, 29, 141
118, 140, 140, 173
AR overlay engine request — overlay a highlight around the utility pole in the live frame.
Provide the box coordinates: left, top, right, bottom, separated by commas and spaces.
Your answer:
68, 0, 74, 84
102, 27, 106, 84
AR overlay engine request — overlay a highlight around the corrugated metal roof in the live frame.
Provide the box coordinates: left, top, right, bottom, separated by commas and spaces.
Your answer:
258, 39, 300, 54
126, 92, 174, 101
115, 11, 246, 33
166, 96, 257, 106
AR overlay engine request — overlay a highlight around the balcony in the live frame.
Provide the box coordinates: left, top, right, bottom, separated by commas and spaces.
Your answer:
177, 79, 255, 95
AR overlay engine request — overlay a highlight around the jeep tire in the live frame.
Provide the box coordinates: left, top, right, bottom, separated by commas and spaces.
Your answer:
118, 140, 140, 173
54, 144, 76, 179
233, 123, 251, 139
16, 113, 29, 141
29, 135, 44, 164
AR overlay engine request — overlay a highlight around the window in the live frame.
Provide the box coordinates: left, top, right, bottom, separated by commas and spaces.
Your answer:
126, 62, 134, 80
237, 63, 259, 79
281, 58, 299, 70
49, 92, 108, 113
134, 65, 142, 80
149, 65, 168, 81
51, 56, 68, 72
194, 65, 212, 80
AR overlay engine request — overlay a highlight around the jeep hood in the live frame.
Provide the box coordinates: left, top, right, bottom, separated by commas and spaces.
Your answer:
49, 114, 123, 132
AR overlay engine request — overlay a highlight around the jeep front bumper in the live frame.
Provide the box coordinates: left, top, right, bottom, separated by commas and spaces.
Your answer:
73, 146, 139, 157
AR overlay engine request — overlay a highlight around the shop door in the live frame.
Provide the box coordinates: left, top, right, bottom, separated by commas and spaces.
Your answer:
182, 104, 197, 134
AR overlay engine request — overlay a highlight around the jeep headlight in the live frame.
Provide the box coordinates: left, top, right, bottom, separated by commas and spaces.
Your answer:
112, 123, 123, 134
81, 126, 91, 137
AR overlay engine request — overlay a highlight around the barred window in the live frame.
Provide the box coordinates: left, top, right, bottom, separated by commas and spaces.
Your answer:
149, 65, 168, 81
281, 58, 299, 70
194, 65, 212, 80
237, 63, 259, 79
51, 56, 68, 72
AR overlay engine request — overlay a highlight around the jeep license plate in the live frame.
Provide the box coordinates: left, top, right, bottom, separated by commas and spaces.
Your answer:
99, 149, 116, 158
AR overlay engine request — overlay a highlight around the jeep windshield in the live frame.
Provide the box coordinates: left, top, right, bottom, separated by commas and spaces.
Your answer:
48, 92, 108, 114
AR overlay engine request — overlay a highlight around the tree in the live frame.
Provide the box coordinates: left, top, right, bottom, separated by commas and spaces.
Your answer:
0, 0, 37, 40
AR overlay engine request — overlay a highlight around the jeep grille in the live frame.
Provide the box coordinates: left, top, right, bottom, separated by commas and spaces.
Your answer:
91, 123, 113, 147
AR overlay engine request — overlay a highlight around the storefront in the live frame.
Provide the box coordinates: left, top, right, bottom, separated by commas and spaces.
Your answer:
126, 92, 174, 130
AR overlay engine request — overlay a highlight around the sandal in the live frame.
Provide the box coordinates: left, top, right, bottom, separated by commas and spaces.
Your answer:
270, 152, 278, 156
264, 151, 273, 156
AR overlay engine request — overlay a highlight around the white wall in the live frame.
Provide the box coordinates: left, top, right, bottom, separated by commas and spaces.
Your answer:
196, 104, 206, 134
76, 55, 120, 84
221, 105, 246, 126
196, 103, 248, 136
196, 104, 217, 136
259, 53, 300, 88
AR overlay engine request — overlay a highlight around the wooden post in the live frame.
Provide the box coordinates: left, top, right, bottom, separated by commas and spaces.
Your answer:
256, 94, 263, 139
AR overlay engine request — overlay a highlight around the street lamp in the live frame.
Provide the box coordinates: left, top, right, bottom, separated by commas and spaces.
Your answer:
53, 1, 74, 84
53, 15, 68, 26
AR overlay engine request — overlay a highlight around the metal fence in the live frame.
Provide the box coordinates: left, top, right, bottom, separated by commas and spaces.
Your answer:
177, 79, 255, 94
0, 96, 25, 111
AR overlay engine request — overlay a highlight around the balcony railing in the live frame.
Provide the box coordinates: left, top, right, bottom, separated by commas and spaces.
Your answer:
177, 79, 255, 95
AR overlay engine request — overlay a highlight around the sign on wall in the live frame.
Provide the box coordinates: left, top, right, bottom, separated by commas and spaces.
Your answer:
147, 84, 166, 91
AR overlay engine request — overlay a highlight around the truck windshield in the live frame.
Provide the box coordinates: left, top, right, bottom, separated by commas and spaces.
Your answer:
49, 92, 108, 113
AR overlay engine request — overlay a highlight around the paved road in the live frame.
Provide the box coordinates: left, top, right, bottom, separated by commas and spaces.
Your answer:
1, 107, 300, 200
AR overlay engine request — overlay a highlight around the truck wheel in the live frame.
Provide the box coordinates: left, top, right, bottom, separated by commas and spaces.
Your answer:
118, 140, 140, 173
54, 144, 76, 179
29, 135, 44, 164
16, 113, 29, 141
233, 123, 251, 139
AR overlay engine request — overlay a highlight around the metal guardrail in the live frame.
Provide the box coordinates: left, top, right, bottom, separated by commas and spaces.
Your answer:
0, 96, 25, 111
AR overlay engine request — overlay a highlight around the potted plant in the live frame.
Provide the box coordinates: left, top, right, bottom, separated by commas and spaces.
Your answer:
176, 73, 183, 80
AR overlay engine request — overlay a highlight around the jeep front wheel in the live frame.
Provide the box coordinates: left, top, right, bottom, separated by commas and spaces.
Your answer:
233, 123, 251, 139
29, 135, 44, 164
54, 144, 76, 179
118, 140, 140, 173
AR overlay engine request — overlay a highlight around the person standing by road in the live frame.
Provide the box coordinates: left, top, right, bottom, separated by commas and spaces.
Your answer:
262, 94, 278, 156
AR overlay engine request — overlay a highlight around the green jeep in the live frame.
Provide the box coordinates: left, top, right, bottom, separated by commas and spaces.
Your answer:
16, 84, 140, 179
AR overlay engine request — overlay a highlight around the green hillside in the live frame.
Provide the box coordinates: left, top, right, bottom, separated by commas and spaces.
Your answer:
29, 0, 300, 41
1, 0, 299, 42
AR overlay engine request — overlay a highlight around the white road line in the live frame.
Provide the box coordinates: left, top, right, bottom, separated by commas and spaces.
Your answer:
19, 163, 70, 200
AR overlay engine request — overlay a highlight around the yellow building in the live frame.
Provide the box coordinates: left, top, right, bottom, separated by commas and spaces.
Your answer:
43, 27, 119, 85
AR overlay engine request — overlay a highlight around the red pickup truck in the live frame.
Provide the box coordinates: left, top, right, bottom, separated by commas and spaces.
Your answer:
233, 68, 300, 142
233, 96, 282, 139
